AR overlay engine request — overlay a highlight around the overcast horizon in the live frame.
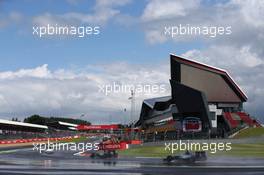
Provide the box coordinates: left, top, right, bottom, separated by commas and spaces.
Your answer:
0, 0, 263, 124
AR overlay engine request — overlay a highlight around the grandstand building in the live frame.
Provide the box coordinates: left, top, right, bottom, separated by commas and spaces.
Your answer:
136, 54, 261, 140
47, 121, 78, 131
0, 119, 78, 140
0, 119, 48, 140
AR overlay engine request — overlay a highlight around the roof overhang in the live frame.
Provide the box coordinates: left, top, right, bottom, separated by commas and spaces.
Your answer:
58, 121, 78, 127
170, 53, 248, 102
0, 119, 48, 131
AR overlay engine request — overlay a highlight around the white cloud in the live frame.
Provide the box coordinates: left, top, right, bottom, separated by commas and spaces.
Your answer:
0, 62, 170, 124
232, 0, 264, 27
0, 64, 51, 79
182, 45, 263, 69
140, 0, 264, 45
142, 0, 200, 21
95, 0, 131, 7
32, 0, 132, 26
145, 30, 167, 44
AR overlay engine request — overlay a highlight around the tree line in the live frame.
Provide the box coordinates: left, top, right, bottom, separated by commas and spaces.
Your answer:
23, 114, 91, 125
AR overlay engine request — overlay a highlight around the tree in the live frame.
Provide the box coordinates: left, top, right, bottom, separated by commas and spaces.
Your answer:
24, 114, 48, 125
24, 114, 91, 125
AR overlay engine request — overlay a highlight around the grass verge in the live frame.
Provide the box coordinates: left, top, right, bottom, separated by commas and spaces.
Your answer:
118, 142, 264, 158
233, 127, 264, 139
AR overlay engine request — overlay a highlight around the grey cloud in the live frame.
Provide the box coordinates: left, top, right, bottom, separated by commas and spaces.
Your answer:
182, 45, 264, 122
0, 62, 170, 123
139, 0, 264, 122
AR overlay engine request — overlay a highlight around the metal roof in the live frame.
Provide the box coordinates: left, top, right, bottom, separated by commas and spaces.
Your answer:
144, 96, 171, 109
170, 53, 248, 101
58, 121, 78, 127
0, 119, 48, 129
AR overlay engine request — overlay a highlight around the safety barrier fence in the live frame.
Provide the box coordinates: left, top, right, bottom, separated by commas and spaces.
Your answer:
0, 136, 80, 145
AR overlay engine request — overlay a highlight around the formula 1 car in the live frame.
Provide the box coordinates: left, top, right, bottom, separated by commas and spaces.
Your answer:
90, 136, 120, 159
90, 150, 118, 159
42, 145, 55, 155
163, 150, 207, 164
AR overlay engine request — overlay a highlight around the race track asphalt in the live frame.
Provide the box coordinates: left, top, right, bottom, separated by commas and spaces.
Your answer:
0, 147, 264, 175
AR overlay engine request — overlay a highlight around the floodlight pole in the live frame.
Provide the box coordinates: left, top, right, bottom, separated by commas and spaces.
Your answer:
129, 90, 135, 139
130, 90, 135, 124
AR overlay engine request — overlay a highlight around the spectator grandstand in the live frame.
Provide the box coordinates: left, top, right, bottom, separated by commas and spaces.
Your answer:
136, 54, 262, 141
0, 118, 79, 141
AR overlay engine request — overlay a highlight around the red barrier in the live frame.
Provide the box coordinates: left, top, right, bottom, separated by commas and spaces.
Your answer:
97, 140, 141, 151
99, 142, 128, 151
77, 124, 119, 131
125, 140, 141, 145
0, 136, 76, 145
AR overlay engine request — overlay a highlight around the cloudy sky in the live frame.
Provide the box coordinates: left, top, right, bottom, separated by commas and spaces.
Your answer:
0, 0, 263, 123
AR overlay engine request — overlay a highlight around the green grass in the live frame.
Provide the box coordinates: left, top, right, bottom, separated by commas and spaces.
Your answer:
69, 136, 88, 143
58, 136, 88, 143
118, 145, 172, 157
118, 142, 264, 158
233, 127, 264, 139
221, 143, 264, 157
0, 149, 18, 154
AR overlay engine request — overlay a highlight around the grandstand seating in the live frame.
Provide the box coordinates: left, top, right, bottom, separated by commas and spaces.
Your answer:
236, 112, 262, 127
223, 112, 240, 129
223, 112, 262, 129
0, 130, 78, 141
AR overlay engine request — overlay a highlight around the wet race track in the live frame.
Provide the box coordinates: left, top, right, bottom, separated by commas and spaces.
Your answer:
1, 147, 264, 175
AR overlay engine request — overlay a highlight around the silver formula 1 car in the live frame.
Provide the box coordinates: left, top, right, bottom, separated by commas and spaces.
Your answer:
163, 150, 207, 164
